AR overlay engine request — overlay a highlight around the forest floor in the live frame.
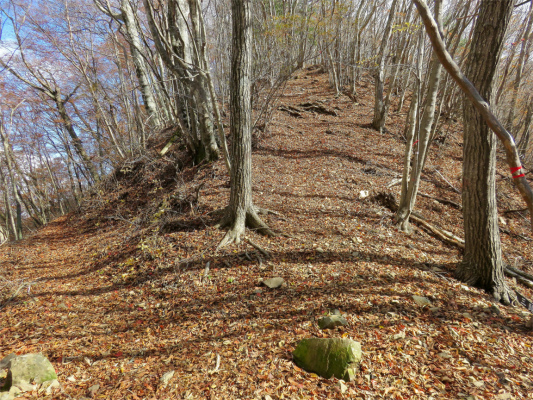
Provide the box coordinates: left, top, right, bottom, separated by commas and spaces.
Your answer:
1, 67, 533, 400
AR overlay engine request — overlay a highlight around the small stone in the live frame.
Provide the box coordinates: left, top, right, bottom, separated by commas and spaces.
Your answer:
359, 190, 369, 199
412, 295, 432, 307
160, 370, 175, 386
473, 380, 484, 388
338, 380, 348, 394
316, 247, 325, 253
437, 352, 452, 359
0, 354, 16, 370
261, 277, 285, 289
497, 393, 512, 400
42, 379, 60, 394
317, 315, 348, 330
462, 312, 473, 320
88, 384, 100, 394
392, 331, 405, 340
491, 305, 501, 315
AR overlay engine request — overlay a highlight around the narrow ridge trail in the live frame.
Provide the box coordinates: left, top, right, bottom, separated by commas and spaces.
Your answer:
1, 68, 532, 399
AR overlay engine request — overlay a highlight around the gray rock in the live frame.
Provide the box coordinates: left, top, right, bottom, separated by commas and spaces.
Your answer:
160, 370, 175, 386
317, 315, 348, 330
338, 380, 348, 394
0, 354, 59, 400
293, 338, 362, 381
412, 295, 432, 307
1, 353, 57, 396
261, 277, 285, 289
0, 355, 16, 371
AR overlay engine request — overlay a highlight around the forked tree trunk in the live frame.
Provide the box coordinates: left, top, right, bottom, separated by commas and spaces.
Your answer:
217, 0, 273, 247
396, 1, 443, 232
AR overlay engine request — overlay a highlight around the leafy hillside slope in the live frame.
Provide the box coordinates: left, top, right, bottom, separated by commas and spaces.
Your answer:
1, 67, 532, 399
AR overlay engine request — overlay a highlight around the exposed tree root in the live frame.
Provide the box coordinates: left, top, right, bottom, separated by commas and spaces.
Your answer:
455, 262, 516, 305
216, 209, 275, 249
254, 206, 286, 220
506, 265, 533, 282
492, 283, 517, 305
245, 238, 271, 258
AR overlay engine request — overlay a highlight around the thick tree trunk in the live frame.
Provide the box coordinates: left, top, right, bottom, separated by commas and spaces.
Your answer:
217, 0, 273, 247
454, 0, 514, 302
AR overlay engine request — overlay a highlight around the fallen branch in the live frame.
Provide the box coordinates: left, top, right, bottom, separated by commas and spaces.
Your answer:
410, 213, 465, 249
504, 268, 533, 288
279, 105, 303, 118
418, 192, 462, 210
503, 208, 528, 214
298, 102, 338, 116
500, 227, 532, 242
506, 265, 533, 282
435, 169, 461, 194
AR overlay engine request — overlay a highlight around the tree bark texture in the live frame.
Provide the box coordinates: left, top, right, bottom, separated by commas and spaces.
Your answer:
120, 0, 161, 127
455, 0, 514, 301
217, 0, 272, 247
412, 0, 533, 229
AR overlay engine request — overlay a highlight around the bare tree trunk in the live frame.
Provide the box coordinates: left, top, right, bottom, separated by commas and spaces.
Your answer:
413, 0, 533, 230
414, 0, 533, 302
396, 2, 443, 232
396, 31, 423, 230
505, 0, 533, 131
0, 167, 18, 241
217, 0, 274, 247
372, 0, 399, 132
518, 100, 533, 155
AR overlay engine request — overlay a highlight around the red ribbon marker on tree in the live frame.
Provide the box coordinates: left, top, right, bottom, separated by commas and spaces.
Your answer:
511, 166, 525, 179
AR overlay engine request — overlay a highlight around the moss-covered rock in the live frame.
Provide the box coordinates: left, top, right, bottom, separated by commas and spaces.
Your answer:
292, 338, 362, 381
1, 353, 58, 396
